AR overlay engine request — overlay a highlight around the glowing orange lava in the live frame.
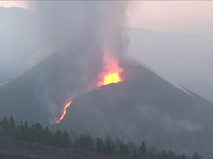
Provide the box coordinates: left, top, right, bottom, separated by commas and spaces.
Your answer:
57, 54, 123, 123
57, 101, 72, 123
97, 54, 123, 87
103, 72, 121, 85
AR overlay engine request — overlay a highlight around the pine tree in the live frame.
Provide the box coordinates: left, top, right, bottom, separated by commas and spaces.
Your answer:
119, 143, 129, 155
62, 130, 71, 147
115, 137, 121, 153
43, 126, 51, 145
9, 116, 16, 135
193, 152, 202, 159
17, 121, 24, 140
104, 135, 112, 154
55, 129, 63, 147
106, 140, 112, 154
133, 149, 137, 158
82, 134, 93, 151
29, 124, 36, 143
74, 137, 80, 148
127, 141, 138, 153
0, 116, 10, 134
34, 123, 43, 143
124, 144, 130, 154
79, 133, 85, 149
96, 138, 104, 153
69, 129, 77, 143
111, 140, 116, 154
138, 141, 146, 155
24, 121, 29, 141
182, 153, 186, 159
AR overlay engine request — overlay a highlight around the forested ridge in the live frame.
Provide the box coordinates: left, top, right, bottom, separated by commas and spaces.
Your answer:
0, 116, 203, 159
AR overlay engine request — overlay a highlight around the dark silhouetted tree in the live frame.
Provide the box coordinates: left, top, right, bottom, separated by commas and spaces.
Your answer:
96, 138, 104, 153
23, 121, 29, 141
84, 134, 93, 151
133, 149, 137, 158
34, 123, 43, 143
193, 152, 202, 159
43, 126, 51, 144
0, 116, 10, 134
104, 135, 113, 154
55, 129, 63, 147
106, 140, 112, 154
111, 140, 116, 154
78, 133, 85, 149
127, 141, 138, 153
119, 142, 129, 155
9, 116, 16, 135
138, 141, 146, 155
62, 130, 71, 147
29, 124, 36, 143
182, 153, 186, 159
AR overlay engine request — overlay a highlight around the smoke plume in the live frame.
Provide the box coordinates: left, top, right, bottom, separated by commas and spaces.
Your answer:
29, 1, 129, 122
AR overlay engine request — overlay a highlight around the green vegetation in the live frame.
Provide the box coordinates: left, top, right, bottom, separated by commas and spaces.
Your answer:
0, 116, 203, 159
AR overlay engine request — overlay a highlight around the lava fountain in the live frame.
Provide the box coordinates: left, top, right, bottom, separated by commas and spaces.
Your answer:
97, 54, 123, 87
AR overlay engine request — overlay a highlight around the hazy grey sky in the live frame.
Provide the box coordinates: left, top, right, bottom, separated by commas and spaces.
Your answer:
0, 1, 213, 101
1, 1, 213, 38
127, 1, 213, 39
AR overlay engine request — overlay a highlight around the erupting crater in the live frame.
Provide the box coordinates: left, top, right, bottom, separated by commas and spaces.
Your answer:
57, 54, 123, 123
97, 54, 123, 87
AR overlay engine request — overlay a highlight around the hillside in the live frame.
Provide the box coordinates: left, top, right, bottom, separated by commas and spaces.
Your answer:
0, 135, 184, 159
60, 64, 213, 157
0, 52, 76, 125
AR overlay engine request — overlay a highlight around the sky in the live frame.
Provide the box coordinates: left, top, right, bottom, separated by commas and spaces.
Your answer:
0, 1, 213, 101
127, 1, 213, 39
1, 1, 213, 38
0, 1, 28, 9
126, 1, 213, 101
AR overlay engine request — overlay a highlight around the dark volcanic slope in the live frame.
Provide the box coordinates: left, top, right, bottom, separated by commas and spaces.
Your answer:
0, 52, 72, 125
61, 65, 213, 157
1, 52, 213, 157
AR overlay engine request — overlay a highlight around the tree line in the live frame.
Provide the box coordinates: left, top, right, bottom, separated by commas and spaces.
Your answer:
0, 116, 203, 159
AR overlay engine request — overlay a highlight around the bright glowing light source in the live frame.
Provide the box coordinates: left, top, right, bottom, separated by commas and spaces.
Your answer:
57, 101, 72, 123
97, 54, 123, 87
103, 72, 121, 85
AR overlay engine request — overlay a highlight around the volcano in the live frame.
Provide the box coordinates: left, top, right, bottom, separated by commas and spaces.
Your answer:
1, 52, 213, 157
60, 65, 213, 157
0, 52, 74, 125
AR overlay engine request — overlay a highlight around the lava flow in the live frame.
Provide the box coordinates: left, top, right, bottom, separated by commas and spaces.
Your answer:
57, 54, 123, 123
57, 101, 72, 123
97, 54, 123, 87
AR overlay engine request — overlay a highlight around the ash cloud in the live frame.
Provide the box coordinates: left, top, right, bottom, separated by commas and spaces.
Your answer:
32, 1, 128, 84
29, 1, 129, 122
